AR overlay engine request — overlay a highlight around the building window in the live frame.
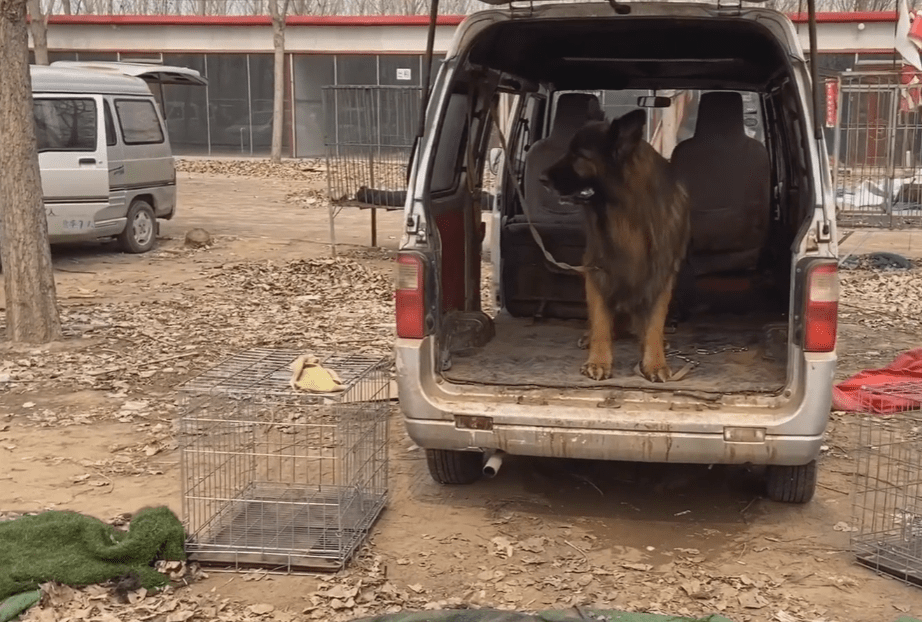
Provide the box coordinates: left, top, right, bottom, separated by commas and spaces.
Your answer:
336, 55, 378, 85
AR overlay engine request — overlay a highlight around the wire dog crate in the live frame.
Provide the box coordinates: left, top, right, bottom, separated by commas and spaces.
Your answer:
178, 348, 389, 572
852, 381, 922, 586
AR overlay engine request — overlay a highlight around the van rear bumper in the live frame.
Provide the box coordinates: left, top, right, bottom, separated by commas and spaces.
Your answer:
397, 337, 834, 467
403, 418, 824, 466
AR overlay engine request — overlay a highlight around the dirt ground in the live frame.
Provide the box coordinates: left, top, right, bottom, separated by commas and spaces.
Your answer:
2, 161, 922, 622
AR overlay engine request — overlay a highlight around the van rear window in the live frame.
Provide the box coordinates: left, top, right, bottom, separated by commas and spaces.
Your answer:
33, 98, 97, 153
115, 99, 165, 145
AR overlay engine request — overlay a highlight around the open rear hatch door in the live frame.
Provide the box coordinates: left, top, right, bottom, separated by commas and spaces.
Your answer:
471, 0, 822, 137
49, 60, 207, 86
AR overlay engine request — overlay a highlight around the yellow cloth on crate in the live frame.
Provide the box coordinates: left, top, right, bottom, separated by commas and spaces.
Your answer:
288, 354, 346, 393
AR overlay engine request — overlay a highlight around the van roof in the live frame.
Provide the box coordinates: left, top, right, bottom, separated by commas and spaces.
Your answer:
30, 65, 153, 96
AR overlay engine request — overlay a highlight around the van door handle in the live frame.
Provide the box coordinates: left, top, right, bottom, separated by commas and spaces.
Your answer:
78, 158, 96, 165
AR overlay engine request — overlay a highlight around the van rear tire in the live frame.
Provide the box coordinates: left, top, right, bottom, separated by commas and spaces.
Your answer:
425, 449, 483, 485
118, 200, 157, 254
765, 460, 817, 504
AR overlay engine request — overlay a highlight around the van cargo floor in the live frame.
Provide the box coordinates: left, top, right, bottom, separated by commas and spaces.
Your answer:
442, 313, 789, 394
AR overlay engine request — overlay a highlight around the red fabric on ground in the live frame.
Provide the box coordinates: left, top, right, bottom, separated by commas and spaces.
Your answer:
832, 347, 922, 413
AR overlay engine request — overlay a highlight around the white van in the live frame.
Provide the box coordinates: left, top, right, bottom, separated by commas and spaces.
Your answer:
396, 1, 838, 503
29, 62, 206, 253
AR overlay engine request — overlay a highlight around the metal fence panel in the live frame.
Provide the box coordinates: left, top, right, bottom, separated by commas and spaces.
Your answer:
322, 85, 421, 208
833, 71, 922, 229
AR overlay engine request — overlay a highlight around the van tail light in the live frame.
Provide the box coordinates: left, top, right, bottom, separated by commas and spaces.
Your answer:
803, 261, 838, 353
396, 253, 427, 339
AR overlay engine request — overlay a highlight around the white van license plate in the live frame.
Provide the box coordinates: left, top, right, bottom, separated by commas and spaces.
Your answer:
60, 219, 94, 231
46, 210, 96, 234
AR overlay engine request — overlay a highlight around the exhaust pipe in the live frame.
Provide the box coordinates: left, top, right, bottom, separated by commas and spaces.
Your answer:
483, 450, 505, 478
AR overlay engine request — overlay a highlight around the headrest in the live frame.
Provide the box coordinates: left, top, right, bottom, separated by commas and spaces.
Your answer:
550, 92, 603, 138
695, 91, 745, 137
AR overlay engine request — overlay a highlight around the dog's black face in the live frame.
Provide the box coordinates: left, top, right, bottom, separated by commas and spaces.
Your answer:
539, 109, 647, 206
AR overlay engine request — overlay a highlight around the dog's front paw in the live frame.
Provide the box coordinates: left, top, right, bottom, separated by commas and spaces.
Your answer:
640, 360, 672, 383
577, 332, 590, 349
581, 359, 612, 380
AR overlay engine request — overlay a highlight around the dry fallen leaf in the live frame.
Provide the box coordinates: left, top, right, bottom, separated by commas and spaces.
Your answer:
329, 598, 353, 610
242, 570, 270, 582
519, 537, 546, 553
127, 588, 147, 604
738, 590, 770, 609
621, 563, 653, 572
681, 580, 709, 599
490, 536, 514, 559
165, 609, 195, 622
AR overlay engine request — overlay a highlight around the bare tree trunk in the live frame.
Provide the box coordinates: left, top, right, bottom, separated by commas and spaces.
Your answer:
61, 0, 71, 14
26, 0, 48, 64
268, 0, 289, 161
315, 0, 338, 14
0, 0, 63, 344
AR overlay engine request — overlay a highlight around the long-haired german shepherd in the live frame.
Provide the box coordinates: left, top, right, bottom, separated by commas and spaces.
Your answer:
540, 108, 691, 383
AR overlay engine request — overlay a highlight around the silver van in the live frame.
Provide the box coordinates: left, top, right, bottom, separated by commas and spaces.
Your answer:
396, 1, 838, 503
29, 62, 205, 253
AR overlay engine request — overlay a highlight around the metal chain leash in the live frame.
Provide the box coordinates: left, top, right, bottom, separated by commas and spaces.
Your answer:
666, 345, 749, 368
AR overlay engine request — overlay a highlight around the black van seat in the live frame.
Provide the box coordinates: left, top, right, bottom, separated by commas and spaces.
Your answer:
502, 93, 602, 319
522, 92, 603, 223
670, 91, 771, 278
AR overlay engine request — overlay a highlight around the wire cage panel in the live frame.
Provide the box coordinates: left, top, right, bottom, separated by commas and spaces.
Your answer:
851, 381, 922, 586
322, 85, 421, 207
179, 349, 389, 571
832, 71, 922, 229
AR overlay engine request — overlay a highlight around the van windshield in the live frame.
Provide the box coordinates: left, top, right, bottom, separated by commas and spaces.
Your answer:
33, 98, 97, 153
550, 88, 766, 153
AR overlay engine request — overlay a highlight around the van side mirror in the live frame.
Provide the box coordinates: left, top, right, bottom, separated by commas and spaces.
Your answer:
488, 147, 504, 176
637, 96, 672, 108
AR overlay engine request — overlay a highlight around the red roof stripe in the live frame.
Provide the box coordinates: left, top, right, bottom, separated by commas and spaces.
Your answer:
44, 11, 899, 27
46, 14, 466, 26
789, 11, 898, 23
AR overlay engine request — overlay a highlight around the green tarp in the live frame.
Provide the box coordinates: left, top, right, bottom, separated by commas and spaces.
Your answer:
349, 610, 922, 622
0, 590, 41, 622
349, 609, 734, 622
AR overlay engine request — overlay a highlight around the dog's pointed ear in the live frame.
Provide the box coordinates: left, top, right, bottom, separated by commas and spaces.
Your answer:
608, 109, 646, 153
